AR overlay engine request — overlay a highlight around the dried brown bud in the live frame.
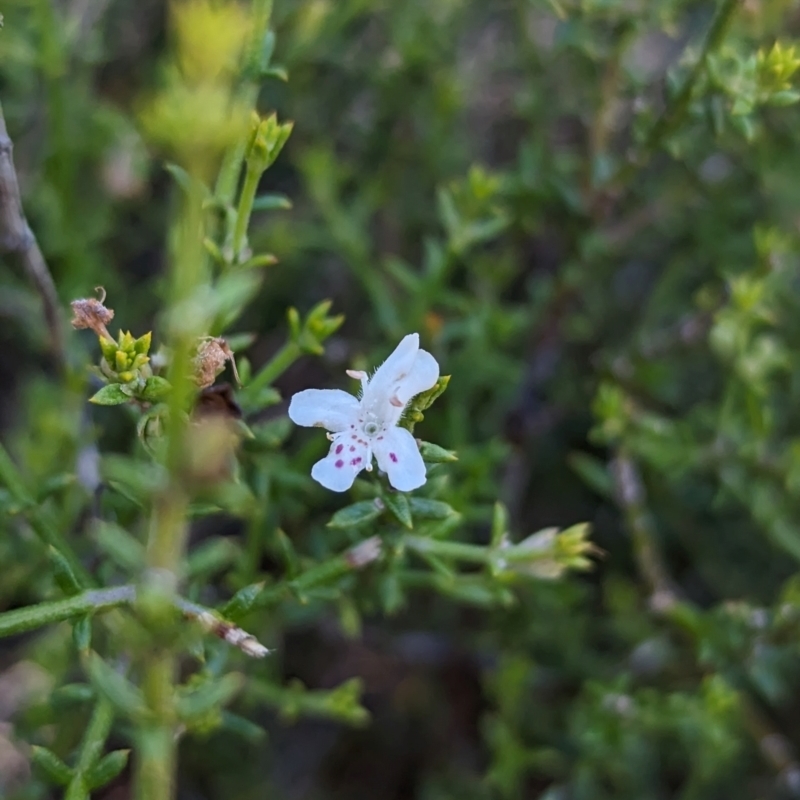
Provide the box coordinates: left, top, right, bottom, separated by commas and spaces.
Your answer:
192, 337, 239, 389
194, 383, 243, 420
70, 287, 114, 340
184, 414, 240, 485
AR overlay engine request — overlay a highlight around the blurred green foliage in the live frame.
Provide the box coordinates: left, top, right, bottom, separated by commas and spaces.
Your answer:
4, 0, 800, 798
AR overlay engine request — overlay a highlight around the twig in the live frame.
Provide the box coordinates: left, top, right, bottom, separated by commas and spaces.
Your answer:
608, 0, 742, 189
611, 451, 680, 611
0, 103, 65, 371
176, 597, 269, 658
0, 582, 269, 658
610, 450, 800, 790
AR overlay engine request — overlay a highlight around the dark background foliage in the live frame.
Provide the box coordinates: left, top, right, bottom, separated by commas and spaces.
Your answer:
4, 0, 800, 798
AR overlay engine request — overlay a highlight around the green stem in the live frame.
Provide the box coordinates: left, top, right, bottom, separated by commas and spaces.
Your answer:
65, 698, 115, 800
214, 0, 274, 205
135, 138, 207, 800
232, 162, 262, 262
611, 451, 679, 607
0, 587, 134, 638
609, 0, 741, 188
241, 340, 301, 406
404, 535, 491, 565
223, 541, 377, 619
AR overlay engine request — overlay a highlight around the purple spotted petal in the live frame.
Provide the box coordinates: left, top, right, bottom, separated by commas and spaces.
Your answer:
311, 437, 371, 492
373, 427, 426, 492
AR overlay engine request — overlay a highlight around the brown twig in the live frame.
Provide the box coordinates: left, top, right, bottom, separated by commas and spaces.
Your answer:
611, 451, 680, 611
0, 102, 65, 371
611, 450, 800, 790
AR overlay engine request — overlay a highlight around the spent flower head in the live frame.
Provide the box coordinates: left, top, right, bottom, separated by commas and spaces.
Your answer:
289, 333, 440, 492
192, 337, 239, 389
70, 287, 114, 340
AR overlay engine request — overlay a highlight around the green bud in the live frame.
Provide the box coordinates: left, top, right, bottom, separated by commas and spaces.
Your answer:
99, 337, 118, 366
133, 331, 152, 356
118, 331, 135, 353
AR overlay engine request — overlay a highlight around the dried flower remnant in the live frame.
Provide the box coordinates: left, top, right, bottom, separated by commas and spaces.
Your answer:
288, 333, 439, 492
70, 287, 114, 340
345, 536, 383, 568
194, 383, 243, 420
192, 336, 239, 388
191, 610, 269, 658
184, 414, 241, 485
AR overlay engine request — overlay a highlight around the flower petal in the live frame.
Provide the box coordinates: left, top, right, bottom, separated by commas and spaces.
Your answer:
395, 349, 439, 405
288, 389, 359, 432
362, 333, 420, 406
373, 427, 426, 492
311, 437, 370, 492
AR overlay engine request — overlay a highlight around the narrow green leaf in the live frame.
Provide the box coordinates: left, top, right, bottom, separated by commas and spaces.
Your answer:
85, 653, 147, 720
177, 673, 245, 722
418, 440, 458, 463
73, 615, 92, 653
252, 193, 292, 211
85, 750, 130, 790
220, 581, 266, 620
165, 163, 210, 197
379, 573, 405, 614
49, 546, 82, 595
184, 537, 239, 580
91, 520, 145, 571
51, 683, 96, 708
383, 493, 413, 529
490, 502, 508, 548
408, 498, 456, 520
568, 451, 614, 498
31, 746, 73, 786
220, 711, 267, 742
102, 456, 167, 504
327, 500, 384, 529
240, 253, 279, 269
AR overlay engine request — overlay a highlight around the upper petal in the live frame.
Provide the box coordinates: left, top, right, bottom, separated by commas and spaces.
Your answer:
311, 437, 370, 492
288, 389, 360, 432
394, 349, 439, 405
373, 426, 426, 492
362, 333, 420, 406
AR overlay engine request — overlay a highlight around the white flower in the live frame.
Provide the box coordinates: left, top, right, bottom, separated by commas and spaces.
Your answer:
288, 333, 439, 492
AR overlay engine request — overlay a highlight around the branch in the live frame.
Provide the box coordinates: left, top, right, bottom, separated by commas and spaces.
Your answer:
609, 0, 742, 189
610, 450, 800, 789
0, 102, 66, 371
0, 584, 269, 658
611, 452, 680, 611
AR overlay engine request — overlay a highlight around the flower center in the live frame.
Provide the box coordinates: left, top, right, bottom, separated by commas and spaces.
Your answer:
363, 421, 381, 437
